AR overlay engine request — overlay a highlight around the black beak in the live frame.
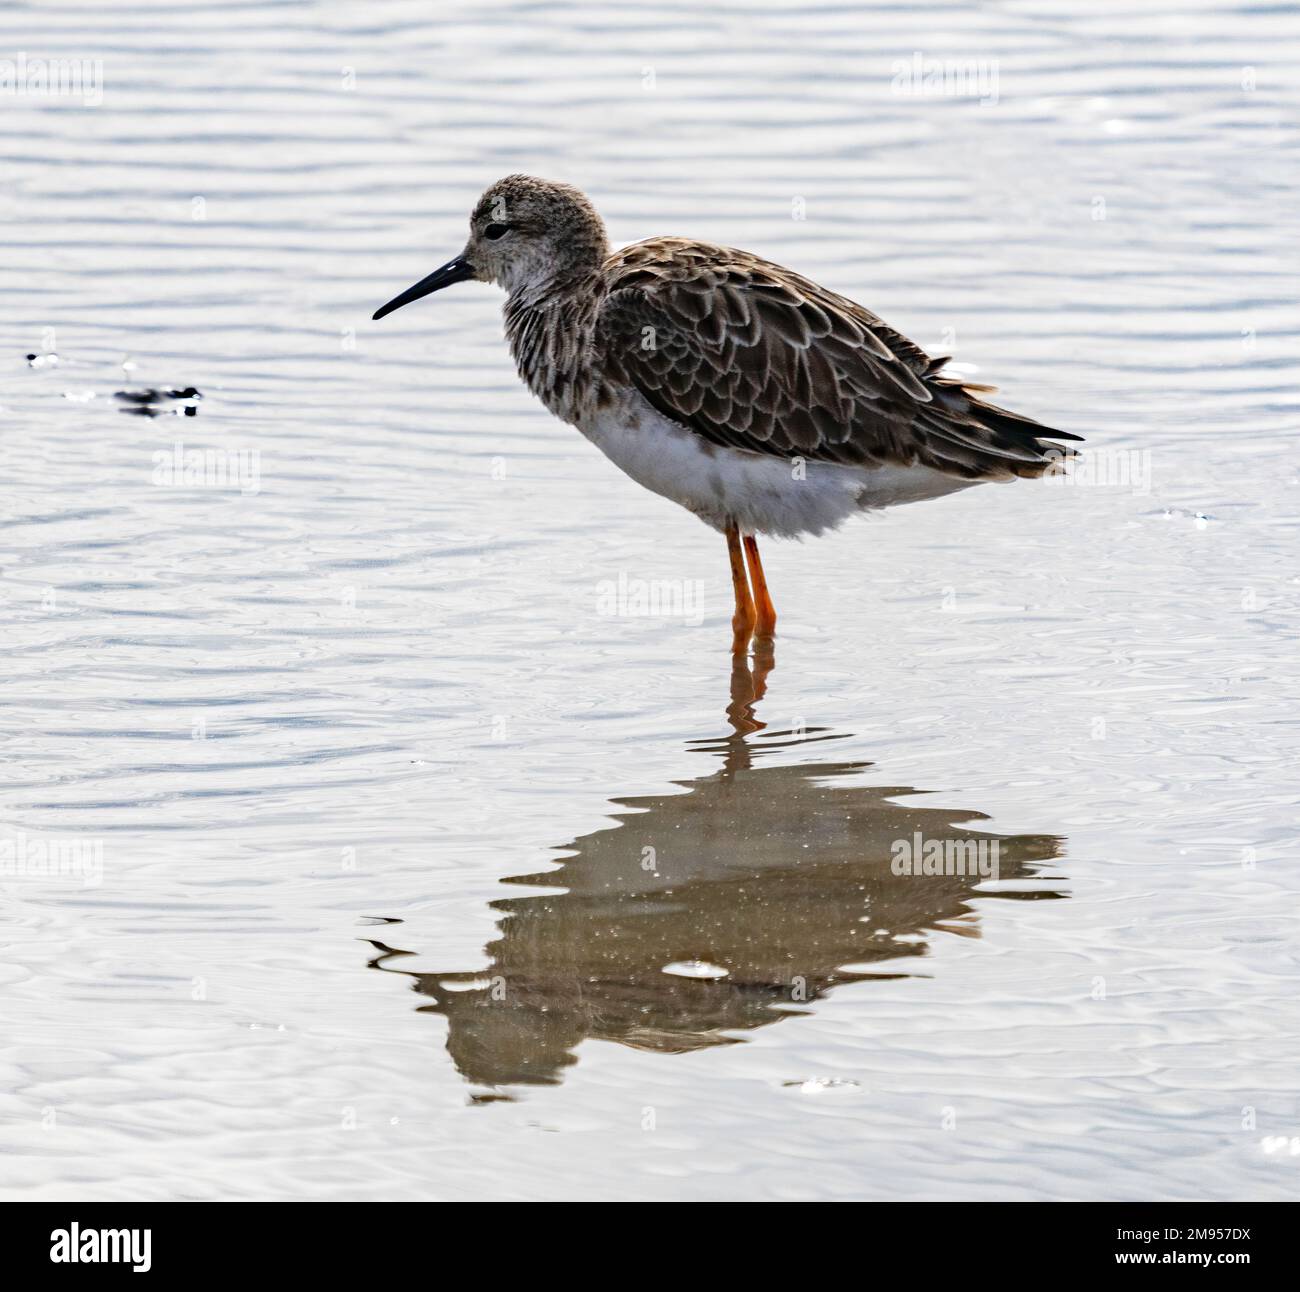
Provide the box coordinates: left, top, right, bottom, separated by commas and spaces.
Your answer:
372, 255, 476, 320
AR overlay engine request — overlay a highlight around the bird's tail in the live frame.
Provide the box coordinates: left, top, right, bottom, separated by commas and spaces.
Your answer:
933, 375, 1083, 480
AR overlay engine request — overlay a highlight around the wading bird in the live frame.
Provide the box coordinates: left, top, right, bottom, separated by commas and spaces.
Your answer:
374, 176, 1080, 651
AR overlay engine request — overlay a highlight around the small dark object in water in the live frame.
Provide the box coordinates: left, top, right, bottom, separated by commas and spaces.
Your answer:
114, 386, 202, 405
115, 385, 203, 417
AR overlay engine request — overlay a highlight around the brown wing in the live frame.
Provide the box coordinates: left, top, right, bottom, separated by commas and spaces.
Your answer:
597, 238, 1080, 478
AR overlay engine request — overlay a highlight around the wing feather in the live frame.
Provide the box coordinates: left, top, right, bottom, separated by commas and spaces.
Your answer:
598, 238, 1081, 478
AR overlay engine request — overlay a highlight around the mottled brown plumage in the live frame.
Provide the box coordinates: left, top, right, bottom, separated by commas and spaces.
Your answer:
598, 236, 1079, 479
372, 175, 1083, 648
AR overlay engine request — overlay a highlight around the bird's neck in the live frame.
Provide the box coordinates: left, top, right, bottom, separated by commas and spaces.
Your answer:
503, 271, 605, 424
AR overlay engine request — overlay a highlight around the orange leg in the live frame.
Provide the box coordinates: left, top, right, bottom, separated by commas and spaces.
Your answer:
742, 534, 777, 639
726, 523, 755, 651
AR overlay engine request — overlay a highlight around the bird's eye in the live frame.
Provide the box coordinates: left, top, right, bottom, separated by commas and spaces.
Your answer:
484, 223, 510, 240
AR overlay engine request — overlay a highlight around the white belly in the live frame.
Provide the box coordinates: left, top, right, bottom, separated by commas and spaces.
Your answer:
576, 390, 978, 538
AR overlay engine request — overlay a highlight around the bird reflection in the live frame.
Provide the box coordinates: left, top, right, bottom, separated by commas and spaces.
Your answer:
366, 646, 1066, 1089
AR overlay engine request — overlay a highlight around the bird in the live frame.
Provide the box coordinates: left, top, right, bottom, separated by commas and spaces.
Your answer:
113, 386, 202, 404
372, 175, 1081, 651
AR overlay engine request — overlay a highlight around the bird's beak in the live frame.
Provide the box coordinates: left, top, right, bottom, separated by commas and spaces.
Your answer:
372, 255, 476, 320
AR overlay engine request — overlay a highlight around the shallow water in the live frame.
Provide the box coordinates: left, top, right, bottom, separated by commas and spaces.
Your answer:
1, 0, 1298, 1200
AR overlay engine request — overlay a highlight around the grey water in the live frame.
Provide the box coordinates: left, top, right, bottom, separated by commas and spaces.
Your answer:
1, 0, 1298, 1200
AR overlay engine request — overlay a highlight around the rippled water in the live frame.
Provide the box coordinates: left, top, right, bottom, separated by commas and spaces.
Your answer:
2, 0, 1298, 1200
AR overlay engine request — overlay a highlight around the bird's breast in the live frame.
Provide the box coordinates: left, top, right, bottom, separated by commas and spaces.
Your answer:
504, 296, 603, 427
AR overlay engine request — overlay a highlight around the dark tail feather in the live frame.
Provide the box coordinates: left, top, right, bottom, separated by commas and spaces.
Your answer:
962, 388, 1083, 478
973, 395, 1082, 443
923, 375, 1084, 479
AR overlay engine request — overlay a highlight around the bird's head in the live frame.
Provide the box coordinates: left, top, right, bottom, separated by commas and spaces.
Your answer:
372, 175, 609, 320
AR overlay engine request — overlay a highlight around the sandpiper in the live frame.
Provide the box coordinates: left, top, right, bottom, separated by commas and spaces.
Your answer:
373, 175, 1081, 650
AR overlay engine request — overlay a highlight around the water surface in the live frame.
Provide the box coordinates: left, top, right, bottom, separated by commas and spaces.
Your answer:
1, 0, 1298, 1200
